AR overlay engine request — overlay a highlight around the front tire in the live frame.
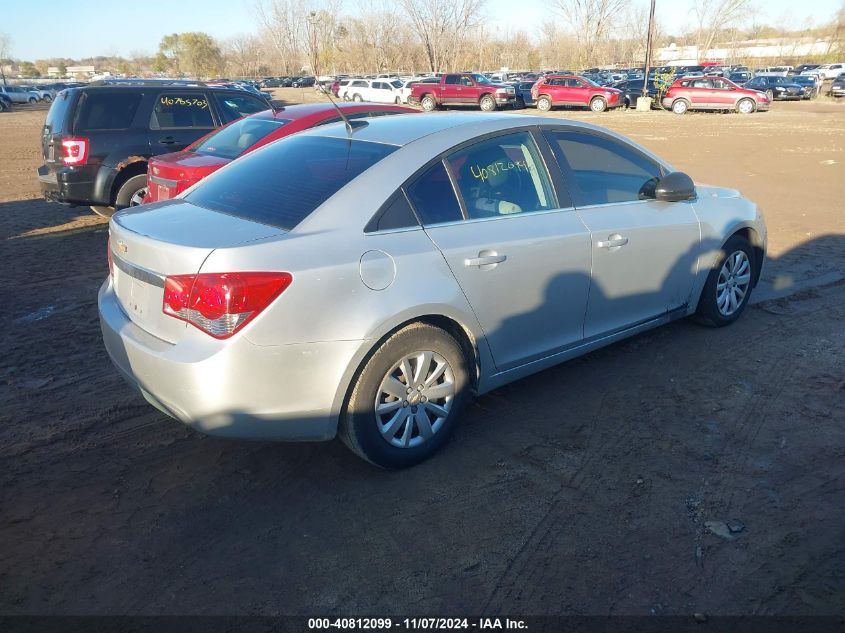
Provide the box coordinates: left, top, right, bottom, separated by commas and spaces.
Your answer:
28, 97, 37, 104
44, 95, 52, 103
737, 98, 755, 114
694, 235, 755, 327
479, 94, 496, 112
340, 323, 471, 469
590, 96, 607, 112
352, 93, 363, 102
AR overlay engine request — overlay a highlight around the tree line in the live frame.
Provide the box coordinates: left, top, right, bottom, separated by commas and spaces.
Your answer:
2, 0, 844, 80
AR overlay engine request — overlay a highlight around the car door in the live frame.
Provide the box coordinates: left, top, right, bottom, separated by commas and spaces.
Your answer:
408, 130, 592, 370
570, 78, 591, 105
709, 78, 736, 107
544, 128, 701, 339
687, 79, 715, 107
148, 91, 217, 153
441, 75, 462, 103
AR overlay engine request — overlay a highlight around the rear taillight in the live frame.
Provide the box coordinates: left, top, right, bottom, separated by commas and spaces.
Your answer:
162, 272, 293, 339
61, 137, 89, 165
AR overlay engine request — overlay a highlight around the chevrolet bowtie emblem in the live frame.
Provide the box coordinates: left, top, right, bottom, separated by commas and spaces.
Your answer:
117, 240, 128, 254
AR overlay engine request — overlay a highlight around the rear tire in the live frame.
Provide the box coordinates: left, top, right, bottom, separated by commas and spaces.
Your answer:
28, 97, 37, 104
420, 95, 437, 111
114, 174, 148, 210
44, 95, 52, 103
672, 99, 689, 114
340, 323, 471, 469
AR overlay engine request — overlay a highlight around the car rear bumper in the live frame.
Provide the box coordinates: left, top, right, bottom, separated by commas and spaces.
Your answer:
37, 164, 96, 205
99, 278, 358, 441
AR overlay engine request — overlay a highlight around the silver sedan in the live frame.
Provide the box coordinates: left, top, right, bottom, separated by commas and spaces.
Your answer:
99, 113, 766, 468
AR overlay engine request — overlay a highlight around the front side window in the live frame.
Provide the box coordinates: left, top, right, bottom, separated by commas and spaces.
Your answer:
444, 75, 460, 85
213, 93, 267, 124
185, 136, 397, 230
151, 92, 213, 129
445, 132, 555, 219
546, 130, 662, 206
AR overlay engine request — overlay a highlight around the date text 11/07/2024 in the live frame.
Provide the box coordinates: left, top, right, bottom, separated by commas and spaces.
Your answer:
307, 617, 528, 630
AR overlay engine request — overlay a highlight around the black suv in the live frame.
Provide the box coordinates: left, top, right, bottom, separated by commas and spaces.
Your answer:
37, 81, 271, 216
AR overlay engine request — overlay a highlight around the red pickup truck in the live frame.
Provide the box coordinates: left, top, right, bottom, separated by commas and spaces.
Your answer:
409, 73, 517, 112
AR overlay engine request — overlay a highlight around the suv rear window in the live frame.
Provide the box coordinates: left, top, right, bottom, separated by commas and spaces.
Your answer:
75, 92, 142, 131
185, 135, 398, 230
44, 90, 73, 134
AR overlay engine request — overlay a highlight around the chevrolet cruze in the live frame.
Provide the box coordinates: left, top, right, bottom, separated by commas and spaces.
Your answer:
99, 113, 766, 468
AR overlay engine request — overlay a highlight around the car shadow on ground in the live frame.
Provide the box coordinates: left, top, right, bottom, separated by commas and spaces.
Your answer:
0, 198, 106, 241
2, 194, 843, 614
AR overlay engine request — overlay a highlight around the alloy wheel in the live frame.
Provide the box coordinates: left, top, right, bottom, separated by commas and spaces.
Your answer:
716, 250, 752, 316
129, 187, 147, 207
374, 351, 455, 448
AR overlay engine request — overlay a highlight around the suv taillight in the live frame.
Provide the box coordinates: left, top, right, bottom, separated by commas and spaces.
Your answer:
61, 137, 89, 165
163, 272, 293, 339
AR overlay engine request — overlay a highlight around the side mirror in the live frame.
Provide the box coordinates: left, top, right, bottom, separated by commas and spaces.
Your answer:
655, 171, 696, 202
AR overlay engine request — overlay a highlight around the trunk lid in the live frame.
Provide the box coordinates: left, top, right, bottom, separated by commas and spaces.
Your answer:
146, 152, 229, 203
109, 200, 286, 343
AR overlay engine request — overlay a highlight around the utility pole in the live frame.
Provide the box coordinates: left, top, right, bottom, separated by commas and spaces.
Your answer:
307, 11, 320, 79
642, 0, 657, 100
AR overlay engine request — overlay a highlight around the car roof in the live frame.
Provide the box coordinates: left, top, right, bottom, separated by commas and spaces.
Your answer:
246, 102, 412, 122
299, 111, 609, 148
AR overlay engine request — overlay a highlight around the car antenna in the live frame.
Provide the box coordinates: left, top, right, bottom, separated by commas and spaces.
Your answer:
324, 91, 367, 135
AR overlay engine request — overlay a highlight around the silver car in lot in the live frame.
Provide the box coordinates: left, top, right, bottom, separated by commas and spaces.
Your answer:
99, 113, 766, 468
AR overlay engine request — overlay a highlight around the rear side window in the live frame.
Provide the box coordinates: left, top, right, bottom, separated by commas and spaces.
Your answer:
405, 161, 462, 225
366, 192, 419, 232
74, 92, 142, 131
213, 93, 268, 124
192, 117, 290, 159
185, 135, 397, 230
44, 90, 73, 134
546, 130, 662, 206
151, 93, 214, 129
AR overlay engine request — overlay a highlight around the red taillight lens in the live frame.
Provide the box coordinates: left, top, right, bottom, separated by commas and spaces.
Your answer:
61, 137, 89, 165
162, 272, 293, 339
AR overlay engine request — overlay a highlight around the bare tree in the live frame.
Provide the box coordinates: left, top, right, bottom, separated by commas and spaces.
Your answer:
693, 0, 754, 57
0, 32, 12, 87
399, 0, 484, 72
550, 0, 626, 67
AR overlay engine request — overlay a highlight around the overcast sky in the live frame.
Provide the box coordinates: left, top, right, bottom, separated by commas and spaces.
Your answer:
2, 0, 840, 60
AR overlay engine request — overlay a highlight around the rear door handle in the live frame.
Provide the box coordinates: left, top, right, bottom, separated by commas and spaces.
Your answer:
597, 234, 629, 249
465, 250, 507, 268
159, 137, 178, 145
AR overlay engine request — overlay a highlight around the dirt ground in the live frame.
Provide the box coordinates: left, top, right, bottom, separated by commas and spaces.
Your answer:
0, 93, 843, 619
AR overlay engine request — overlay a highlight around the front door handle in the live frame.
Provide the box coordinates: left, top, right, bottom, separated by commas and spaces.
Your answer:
597, 234, 629, 249
158, 136, 178, 145
465, 250, 507, 268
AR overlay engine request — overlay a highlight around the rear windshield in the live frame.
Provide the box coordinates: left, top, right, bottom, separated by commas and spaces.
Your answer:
44, 90, 73, 134
185, 135, 398, 230
75, 92, 142, 131
192, 117, 291, 159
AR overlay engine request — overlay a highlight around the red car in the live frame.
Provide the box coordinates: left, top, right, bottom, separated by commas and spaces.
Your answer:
144, 102, 416, 203
531, 75, 622, 112
661, 77, 770, 114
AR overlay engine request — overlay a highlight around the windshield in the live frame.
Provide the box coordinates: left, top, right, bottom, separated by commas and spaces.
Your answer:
185, 135, 398, 230
191, 116, 289, 160
581, 76, 601, 87
390, 80, 402, 89
472, 74, 492, 84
